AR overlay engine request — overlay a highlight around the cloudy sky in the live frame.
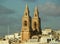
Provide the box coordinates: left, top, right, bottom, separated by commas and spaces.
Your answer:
0, 0, 60, 36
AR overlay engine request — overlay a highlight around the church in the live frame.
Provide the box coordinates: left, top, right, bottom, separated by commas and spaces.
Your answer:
20, 4, 42, 42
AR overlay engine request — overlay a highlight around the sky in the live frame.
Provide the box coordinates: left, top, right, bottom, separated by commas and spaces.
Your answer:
0, 0, 60, 36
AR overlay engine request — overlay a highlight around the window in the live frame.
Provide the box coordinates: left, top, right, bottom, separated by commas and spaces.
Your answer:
24, 21, 27, 26
47, 39, 51, 43
34, 22, 37, 29
25, 13, 27, 16
35, 14, 37, 17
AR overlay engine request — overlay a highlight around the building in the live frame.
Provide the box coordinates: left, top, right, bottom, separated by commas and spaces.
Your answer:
5, 35, 14, 39
5, 33, 21, 40
1, 4, 60, 44
0, 39, 9, 44
21, 4, 42, 42
42, 28, 52, 35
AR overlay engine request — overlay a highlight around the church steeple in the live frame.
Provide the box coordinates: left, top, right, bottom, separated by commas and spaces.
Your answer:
31, 6, 42, 36
21, 5, 42, 42
24, 4, 29, 16
21, 4, 31, 42
34, 6, 39, 18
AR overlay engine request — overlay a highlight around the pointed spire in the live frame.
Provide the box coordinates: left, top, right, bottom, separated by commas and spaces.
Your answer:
25, 4, 28, 10
34, 6, 39, 17
35, 6, 38, 12
24, 4, 29, 16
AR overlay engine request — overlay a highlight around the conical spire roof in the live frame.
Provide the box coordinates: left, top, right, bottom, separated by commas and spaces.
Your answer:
34, 6, 39, 17
24, 4, 29, 16
25, 4, 29, 10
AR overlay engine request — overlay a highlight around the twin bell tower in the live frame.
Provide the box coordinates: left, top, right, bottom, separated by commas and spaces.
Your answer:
21, 4, 42, 42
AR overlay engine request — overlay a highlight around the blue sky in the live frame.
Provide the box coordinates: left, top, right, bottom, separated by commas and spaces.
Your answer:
0, 0, 60, 36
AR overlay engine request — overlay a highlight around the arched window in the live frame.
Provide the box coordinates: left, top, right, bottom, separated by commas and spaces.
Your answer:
24, 21, 27, 26
25, 13, 27, 16
35, 14, 37, 17
34, 22, 37, 29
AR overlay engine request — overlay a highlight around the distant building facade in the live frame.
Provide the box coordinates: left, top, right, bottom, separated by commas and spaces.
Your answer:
21, 4, 42, 42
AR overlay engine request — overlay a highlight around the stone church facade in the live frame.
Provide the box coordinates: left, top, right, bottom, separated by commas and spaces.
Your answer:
21, 4, 42, 42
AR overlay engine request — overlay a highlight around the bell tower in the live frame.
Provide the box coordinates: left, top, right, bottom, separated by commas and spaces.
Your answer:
32, 7, 41, 36
21, 4, 31, 42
